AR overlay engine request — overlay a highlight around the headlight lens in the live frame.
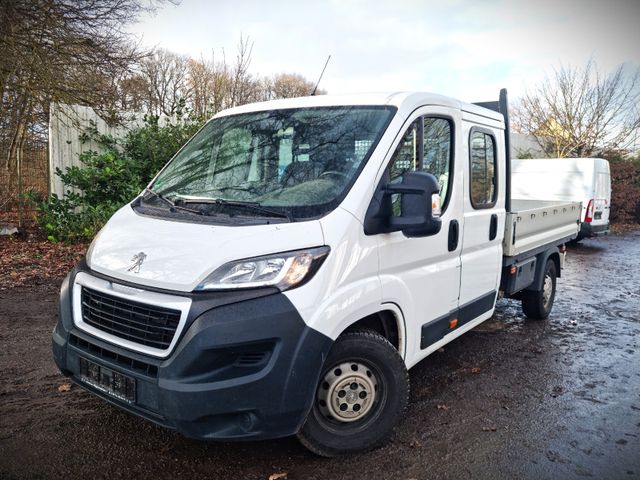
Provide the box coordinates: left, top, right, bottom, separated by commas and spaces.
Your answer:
195, 246, 330, 291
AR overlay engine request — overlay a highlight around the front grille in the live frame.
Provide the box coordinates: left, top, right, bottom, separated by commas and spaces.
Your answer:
81, 287, 181, 350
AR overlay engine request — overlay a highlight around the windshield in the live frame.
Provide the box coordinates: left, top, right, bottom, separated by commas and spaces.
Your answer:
149, 106, 395, 220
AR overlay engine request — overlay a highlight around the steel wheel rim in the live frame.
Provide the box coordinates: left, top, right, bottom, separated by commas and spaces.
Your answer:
542, 273, 553, 307
317, 361, 378, 423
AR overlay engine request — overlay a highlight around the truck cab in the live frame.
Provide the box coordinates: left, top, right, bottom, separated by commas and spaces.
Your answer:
53, 90, 578, 456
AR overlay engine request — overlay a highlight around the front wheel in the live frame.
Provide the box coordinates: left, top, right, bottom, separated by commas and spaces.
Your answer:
297, 330, 409, 457
522, 259, 557, 319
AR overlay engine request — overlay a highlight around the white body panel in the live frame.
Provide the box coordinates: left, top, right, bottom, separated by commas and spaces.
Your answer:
511, 158, 611, 229
284, 208, 384, 342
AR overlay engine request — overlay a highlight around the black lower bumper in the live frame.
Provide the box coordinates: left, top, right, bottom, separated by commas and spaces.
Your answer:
52, 267, 333, 441
578, 222, 610, 239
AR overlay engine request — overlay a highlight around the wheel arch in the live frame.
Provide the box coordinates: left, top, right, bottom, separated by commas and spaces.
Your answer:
527, 248, 561, 291
339, 305, 406, 360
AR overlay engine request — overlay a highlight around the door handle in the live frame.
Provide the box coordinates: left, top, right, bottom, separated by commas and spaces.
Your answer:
489, 214, 498, 241
448, 220, 459, 252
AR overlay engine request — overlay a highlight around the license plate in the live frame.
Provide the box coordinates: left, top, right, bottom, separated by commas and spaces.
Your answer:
79, 357, 136, 404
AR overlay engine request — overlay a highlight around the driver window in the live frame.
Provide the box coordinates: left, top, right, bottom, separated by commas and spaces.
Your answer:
389, 121, 419, 181
388, 116, 453, 209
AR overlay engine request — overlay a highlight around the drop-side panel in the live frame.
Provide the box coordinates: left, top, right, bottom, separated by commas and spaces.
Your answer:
503, 200, 581, 257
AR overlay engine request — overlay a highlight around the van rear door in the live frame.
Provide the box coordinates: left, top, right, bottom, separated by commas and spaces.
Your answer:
593, 160, 611, 226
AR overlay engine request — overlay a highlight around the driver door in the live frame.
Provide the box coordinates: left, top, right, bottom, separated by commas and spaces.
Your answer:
377, 108, 463, 364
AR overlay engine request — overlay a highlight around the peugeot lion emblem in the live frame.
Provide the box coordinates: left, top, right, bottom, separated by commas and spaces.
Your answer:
127, 252, 147, 273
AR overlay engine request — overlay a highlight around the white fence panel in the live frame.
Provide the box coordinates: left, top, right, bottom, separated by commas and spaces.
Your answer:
48, 103, 173, 197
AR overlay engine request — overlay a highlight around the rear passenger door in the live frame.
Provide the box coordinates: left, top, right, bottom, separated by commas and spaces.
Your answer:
458, 123, 504, 317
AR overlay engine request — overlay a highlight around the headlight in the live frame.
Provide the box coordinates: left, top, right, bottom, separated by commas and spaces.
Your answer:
195, 246, 330, 291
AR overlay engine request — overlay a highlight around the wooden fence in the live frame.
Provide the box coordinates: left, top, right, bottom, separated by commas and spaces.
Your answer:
0, 142, 48, 227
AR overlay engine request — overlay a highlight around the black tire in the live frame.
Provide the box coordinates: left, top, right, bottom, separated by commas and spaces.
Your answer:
297, 330, 409, 457
522, 259, 557, 320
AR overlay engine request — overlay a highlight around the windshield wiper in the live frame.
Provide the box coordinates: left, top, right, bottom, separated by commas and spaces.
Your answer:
144, 189, 203, 215
176, 197, 293, 222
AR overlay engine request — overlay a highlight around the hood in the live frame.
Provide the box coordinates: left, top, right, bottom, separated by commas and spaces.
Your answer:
87, 205, 325, 292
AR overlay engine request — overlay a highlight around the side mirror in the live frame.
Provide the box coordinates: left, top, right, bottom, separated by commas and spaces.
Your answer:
364, 171, 442, 237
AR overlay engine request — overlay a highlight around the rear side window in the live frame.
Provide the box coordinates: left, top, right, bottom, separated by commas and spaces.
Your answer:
469, 130, 497, 208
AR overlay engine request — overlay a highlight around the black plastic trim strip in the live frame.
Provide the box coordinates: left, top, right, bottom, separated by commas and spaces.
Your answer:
420, 291, 497, 349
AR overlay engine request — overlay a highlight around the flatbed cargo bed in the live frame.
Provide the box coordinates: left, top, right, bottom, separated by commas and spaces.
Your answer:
503, 199, 581, 258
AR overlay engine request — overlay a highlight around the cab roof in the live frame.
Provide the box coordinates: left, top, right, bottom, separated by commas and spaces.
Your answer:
215, 92, 504, 123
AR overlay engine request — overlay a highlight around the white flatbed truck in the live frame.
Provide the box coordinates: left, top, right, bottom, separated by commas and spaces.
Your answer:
53, 89, 581, 456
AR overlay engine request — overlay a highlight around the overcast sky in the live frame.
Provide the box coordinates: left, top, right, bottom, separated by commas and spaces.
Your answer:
129, 0, 640, 102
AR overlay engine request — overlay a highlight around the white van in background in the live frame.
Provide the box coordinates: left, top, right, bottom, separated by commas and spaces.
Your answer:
512, 158, 611, 240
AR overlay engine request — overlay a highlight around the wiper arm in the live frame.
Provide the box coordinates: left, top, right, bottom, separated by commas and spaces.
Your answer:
144, 189, 203, 215
177, 197, 292, 221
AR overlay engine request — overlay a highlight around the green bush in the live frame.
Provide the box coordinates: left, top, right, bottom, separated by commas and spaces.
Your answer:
124, 115, 201, 183
36, 117, 203, 242
608, 154, 640, 224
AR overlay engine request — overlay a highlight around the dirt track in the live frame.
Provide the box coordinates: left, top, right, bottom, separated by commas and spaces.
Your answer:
1, 232, 639, 479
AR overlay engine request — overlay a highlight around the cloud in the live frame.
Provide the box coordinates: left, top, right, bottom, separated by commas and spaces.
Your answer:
129, 0, 640, 101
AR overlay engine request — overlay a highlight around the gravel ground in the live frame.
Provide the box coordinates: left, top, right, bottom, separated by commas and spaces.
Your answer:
1, 231, 639, 479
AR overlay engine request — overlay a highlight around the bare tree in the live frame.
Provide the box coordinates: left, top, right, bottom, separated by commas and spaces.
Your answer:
138, 49, 191, 116
186, 57, 214, 120
0, 0, 170, 171
117, 74, 150, 112
114, 34, 325, 122
184, 37, 320, 120
228, 35, 262, 107
184, 52, 234, 119
263, 73, 315, 100
513, 61, 640, 157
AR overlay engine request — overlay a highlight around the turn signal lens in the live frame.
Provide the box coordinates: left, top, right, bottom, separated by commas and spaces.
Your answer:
431, 194, 441, 218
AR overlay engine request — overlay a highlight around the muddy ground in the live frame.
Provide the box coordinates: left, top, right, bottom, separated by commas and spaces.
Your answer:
1, 232, 639, 480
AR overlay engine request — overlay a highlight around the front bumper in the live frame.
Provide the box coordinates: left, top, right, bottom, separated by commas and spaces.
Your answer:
52, 265, 333, 440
